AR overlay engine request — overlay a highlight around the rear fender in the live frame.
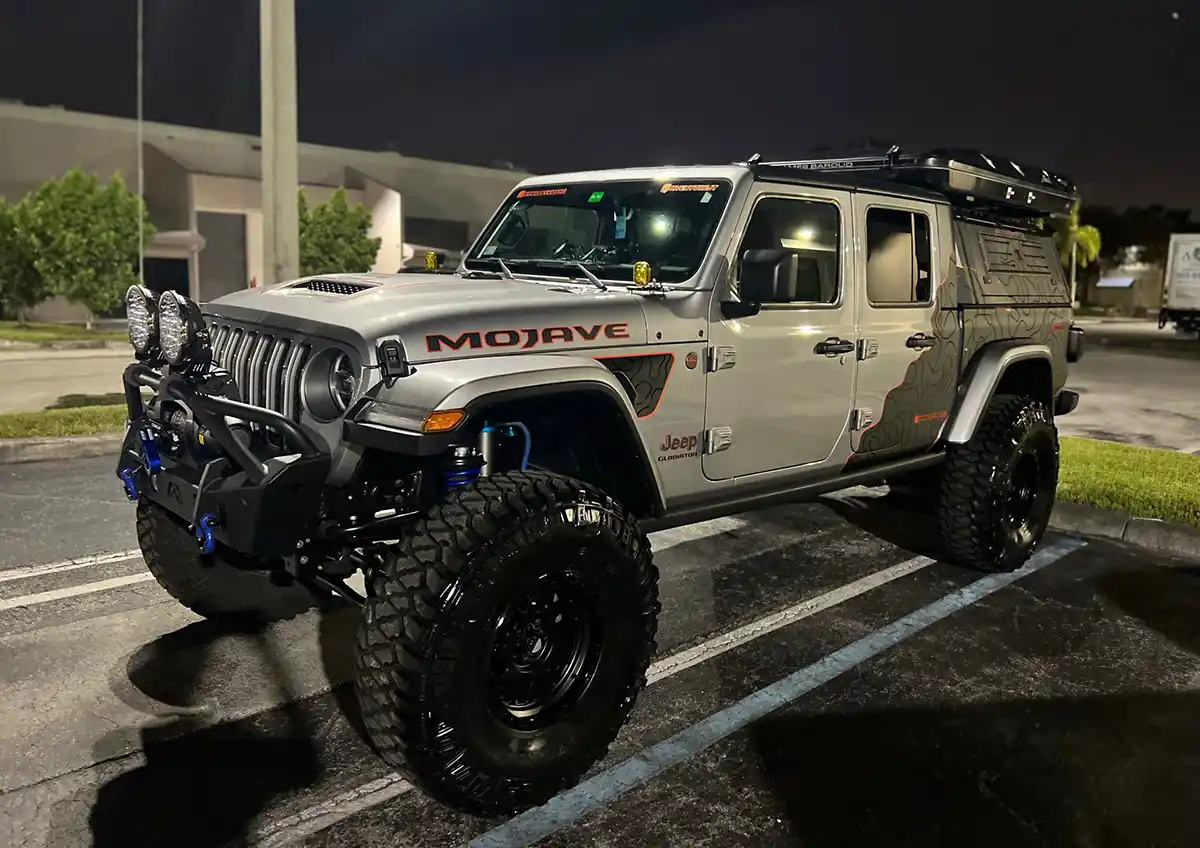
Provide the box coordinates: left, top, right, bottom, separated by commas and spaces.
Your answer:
944, 342, 1052, 444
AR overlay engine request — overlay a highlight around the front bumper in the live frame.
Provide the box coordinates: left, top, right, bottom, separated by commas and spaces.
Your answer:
116, 362, 332, 558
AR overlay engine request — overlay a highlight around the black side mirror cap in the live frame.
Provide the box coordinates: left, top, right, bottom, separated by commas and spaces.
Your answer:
739, 248, 799, 303
720, 299, 761, 320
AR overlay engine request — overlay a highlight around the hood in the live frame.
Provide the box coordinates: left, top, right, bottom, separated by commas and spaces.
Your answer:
203, 272, 650, 363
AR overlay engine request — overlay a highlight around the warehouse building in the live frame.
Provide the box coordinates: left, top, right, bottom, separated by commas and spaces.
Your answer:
0, 101, 529, 321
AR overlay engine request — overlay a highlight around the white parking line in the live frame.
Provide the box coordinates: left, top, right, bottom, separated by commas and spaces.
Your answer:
0, 549, 141, 584
248, 553, 937, 847
0, 573, 156, 612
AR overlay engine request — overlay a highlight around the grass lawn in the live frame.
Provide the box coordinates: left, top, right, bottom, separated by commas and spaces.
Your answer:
0, 320, 126, 343
1058, 436, 1200, 528
0, 405, 127, 439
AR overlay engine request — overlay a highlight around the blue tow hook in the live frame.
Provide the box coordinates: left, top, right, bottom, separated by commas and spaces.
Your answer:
194, 514, 218, 555
138, 424, 162, 475
119, 467, 139, 501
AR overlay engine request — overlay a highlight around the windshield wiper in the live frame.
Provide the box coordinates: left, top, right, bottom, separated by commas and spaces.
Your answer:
571, 262, 607, 291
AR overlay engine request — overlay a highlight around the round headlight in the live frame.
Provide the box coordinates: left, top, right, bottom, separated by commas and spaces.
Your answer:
125, 285, 157, 356
157, 291, 188, 364
301, 348, 359, 422
156, 291, 212, 373
330, 352, 356, 412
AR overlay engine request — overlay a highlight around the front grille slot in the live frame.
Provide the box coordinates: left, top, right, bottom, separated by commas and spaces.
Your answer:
207, 322, 311, 425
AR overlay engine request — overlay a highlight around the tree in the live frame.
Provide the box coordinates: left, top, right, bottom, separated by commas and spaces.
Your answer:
0, 196, 50, 325
298, 187, 381, 277
23, 169, 156, 329
1051, 201, 1102, 306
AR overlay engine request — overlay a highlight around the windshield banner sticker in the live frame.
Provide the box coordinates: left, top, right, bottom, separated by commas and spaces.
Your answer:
516, 187, 569, 198
660, 183, 721, 194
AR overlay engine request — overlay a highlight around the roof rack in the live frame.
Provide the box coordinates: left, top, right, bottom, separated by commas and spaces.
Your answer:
742, 146, 1079, 222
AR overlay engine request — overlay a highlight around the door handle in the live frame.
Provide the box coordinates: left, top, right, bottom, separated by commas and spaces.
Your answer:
905, 333, 938, 350
814, 337, 856, 356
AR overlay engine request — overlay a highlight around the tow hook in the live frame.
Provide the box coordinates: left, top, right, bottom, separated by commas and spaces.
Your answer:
119, 468, 139, 501
194, 513, 218, 555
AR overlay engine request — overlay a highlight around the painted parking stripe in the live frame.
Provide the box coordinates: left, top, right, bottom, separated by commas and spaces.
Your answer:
0, 573, 156, 611
248, 553, 936, 847
0, 549, 141, 584
468, 538, 1087, 848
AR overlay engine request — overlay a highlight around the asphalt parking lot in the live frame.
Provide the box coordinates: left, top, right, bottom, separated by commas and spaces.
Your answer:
1, 456, 1197, 848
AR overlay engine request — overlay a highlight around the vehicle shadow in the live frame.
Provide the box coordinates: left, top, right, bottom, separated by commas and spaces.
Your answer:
820, 486, 949, 562
1094, 563, 1200, 656
747, 689, 1200, 847
60, 615, 340, 848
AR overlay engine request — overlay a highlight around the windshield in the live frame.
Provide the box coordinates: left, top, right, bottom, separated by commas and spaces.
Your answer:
464, 178, 734, 284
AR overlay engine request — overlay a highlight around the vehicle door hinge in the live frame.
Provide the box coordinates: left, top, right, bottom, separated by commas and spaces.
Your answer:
707, 345, 737, 372
704, 427, 734, 454
857, 338, 879, 360
852, 408, 874, 431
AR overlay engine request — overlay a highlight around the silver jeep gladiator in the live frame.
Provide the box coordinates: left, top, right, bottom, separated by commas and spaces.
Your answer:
115, 146, 1085, 815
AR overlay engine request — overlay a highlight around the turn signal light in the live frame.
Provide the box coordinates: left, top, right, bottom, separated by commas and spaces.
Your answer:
422, 409, 465, 432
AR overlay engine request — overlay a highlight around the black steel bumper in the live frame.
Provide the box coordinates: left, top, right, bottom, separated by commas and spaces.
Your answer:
116, 362, 332, 558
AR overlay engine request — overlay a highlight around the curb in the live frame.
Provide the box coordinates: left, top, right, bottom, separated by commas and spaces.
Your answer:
1049, 502, 1200, 565
0, 339, 129, 351
0, 433, 123, 465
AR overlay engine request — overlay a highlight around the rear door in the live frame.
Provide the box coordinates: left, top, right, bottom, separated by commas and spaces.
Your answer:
850, 194, 956, 462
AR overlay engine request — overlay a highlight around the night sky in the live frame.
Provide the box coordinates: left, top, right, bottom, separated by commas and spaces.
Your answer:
0, 1, 1195, 211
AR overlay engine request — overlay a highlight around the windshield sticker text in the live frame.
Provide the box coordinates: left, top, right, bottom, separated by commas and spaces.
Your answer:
660, 183, 720, 194
516, 188, 569, 198
426, 322, 630, 353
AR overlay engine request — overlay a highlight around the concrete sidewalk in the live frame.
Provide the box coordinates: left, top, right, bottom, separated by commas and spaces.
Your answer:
0, 347, 129, 414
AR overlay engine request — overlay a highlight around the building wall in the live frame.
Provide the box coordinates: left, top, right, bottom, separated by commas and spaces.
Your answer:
1, 102, 528, 320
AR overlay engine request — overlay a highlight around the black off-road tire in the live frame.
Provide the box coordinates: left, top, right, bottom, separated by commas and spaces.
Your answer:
136, 498, 320, 624
353, 471, 660, 816
936, 393, 1060, 573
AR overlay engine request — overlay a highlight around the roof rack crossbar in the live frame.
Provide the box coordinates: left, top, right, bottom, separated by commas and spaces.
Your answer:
744, 146, 1080, 221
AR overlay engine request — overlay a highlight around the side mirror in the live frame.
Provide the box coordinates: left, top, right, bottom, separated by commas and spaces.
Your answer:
740, 249, 799, 302
720, 249, 797, 319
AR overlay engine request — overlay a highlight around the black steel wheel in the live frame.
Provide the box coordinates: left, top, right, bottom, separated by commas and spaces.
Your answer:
936, 393, 1060, 572
136, 499, 321, 623
354, 471, 659, 816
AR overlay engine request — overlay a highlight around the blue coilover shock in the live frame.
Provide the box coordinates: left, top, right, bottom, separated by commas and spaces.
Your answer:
443, 445, 485, 488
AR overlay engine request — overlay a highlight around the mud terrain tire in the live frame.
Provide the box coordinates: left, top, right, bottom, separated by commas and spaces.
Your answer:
936, 393, 1060, 572
136, 499, 320, 623
354, 471, 660, 816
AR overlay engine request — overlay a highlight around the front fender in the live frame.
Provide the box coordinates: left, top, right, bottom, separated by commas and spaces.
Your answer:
346, 354, 666, 509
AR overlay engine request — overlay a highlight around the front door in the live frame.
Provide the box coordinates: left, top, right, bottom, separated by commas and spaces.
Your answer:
703, 185, 857, 481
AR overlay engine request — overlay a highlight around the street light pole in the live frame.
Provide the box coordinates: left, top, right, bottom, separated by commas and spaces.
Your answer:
260, 0, 300, 285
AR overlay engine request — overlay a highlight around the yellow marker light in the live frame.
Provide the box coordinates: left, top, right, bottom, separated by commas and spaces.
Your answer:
632, 261, 652, 286
424, 251, 439, 270
422, 409, 465, 432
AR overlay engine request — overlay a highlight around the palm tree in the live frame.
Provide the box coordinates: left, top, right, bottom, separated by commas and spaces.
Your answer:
1051, 201, 1102, 306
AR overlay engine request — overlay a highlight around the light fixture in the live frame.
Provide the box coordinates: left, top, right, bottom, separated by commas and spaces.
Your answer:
157, 291, 212, 374
125, 284, 158, 360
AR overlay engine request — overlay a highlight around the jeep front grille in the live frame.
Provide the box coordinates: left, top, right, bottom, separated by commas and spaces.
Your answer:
208, 323, 311, 423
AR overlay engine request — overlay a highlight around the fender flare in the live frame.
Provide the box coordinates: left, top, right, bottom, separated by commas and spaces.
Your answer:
944, 341, 1052, 444
350, 354, 666, 513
